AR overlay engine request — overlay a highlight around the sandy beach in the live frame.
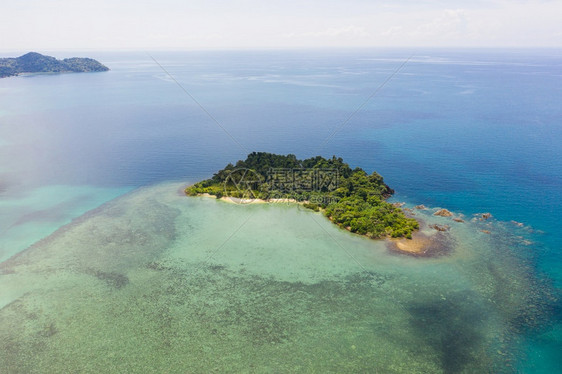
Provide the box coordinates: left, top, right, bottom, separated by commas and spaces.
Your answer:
386, 231, 452, 257
199, 193, 302, 205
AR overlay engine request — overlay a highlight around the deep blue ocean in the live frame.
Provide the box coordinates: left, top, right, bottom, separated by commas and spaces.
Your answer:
1, 49, 561, 372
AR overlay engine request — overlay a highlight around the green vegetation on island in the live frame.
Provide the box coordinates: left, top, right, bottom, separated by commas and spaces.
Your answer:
186, 152, 419, 239
0, 52, 109, 78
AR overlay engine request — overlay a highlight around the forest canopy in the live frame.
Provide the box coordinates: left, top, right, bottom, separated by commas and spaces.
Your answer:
186, 152, 419, 239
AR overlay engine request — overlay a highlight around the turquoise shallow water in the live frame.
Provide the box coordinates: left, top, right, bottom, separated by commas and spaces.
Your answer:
0, 185, 130, 262
0, 184, 555, 373
0, 49, 561, 372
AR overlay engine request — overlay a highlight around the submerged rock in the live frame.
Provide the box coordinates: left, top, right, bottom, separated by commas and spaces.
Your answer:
481, 213, 492, 220
415, 205, 427, 210
453, 218, 465, 223
434, 208, 453, 217
85, 268, 129, 289
430, 224, 450, 232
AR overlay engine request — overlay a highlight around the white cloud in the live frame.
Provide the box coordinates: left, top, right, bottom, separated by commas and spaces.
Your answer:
414, 9, 469, 38
381, 26, 404, 37
285, 26, 369, 39
305, 26, 370, 38
0, 0, 560, 50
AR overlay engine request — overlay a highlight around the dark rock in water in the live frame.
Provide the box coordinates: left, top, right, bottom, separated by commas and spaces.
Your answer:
85, 268, 129, 289
434, 209, 453, 217
481, 213, 492, 220
407, 291, 488, 373
430, 224, 450, 232
453, 218, 465, 223
415, 205, 427, 210
403, 207, 416, 218
40, 322, 58, 338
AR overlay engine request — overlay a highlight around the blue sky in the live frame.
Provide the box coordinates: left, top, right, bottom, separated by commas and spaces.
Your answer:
1, 0, 561, 51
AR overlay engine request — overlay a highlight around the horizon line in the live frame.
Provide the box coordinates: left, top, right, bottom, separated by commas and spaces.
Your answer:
1, 46, 561, 55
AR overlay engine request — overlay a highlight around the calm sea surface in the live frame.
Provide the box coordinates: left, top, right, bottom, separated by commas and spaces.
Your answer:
0, 49, 560, 372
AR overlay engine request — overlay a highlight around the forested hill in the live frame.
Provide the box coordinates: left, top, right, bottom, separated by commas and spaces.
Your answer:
186, 152, 419, 239
0, 52, 109, 78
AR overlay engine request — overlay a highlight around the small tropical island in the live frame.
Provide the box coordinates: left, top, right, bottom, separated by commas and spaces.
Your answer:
186, 152, 420, 240
0, 52, 109, 78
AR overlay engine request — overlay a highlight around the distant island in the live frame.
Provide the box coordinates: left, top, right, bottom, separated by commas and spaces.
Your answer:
0, 52, 109, 78
186, 152, 419, 239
